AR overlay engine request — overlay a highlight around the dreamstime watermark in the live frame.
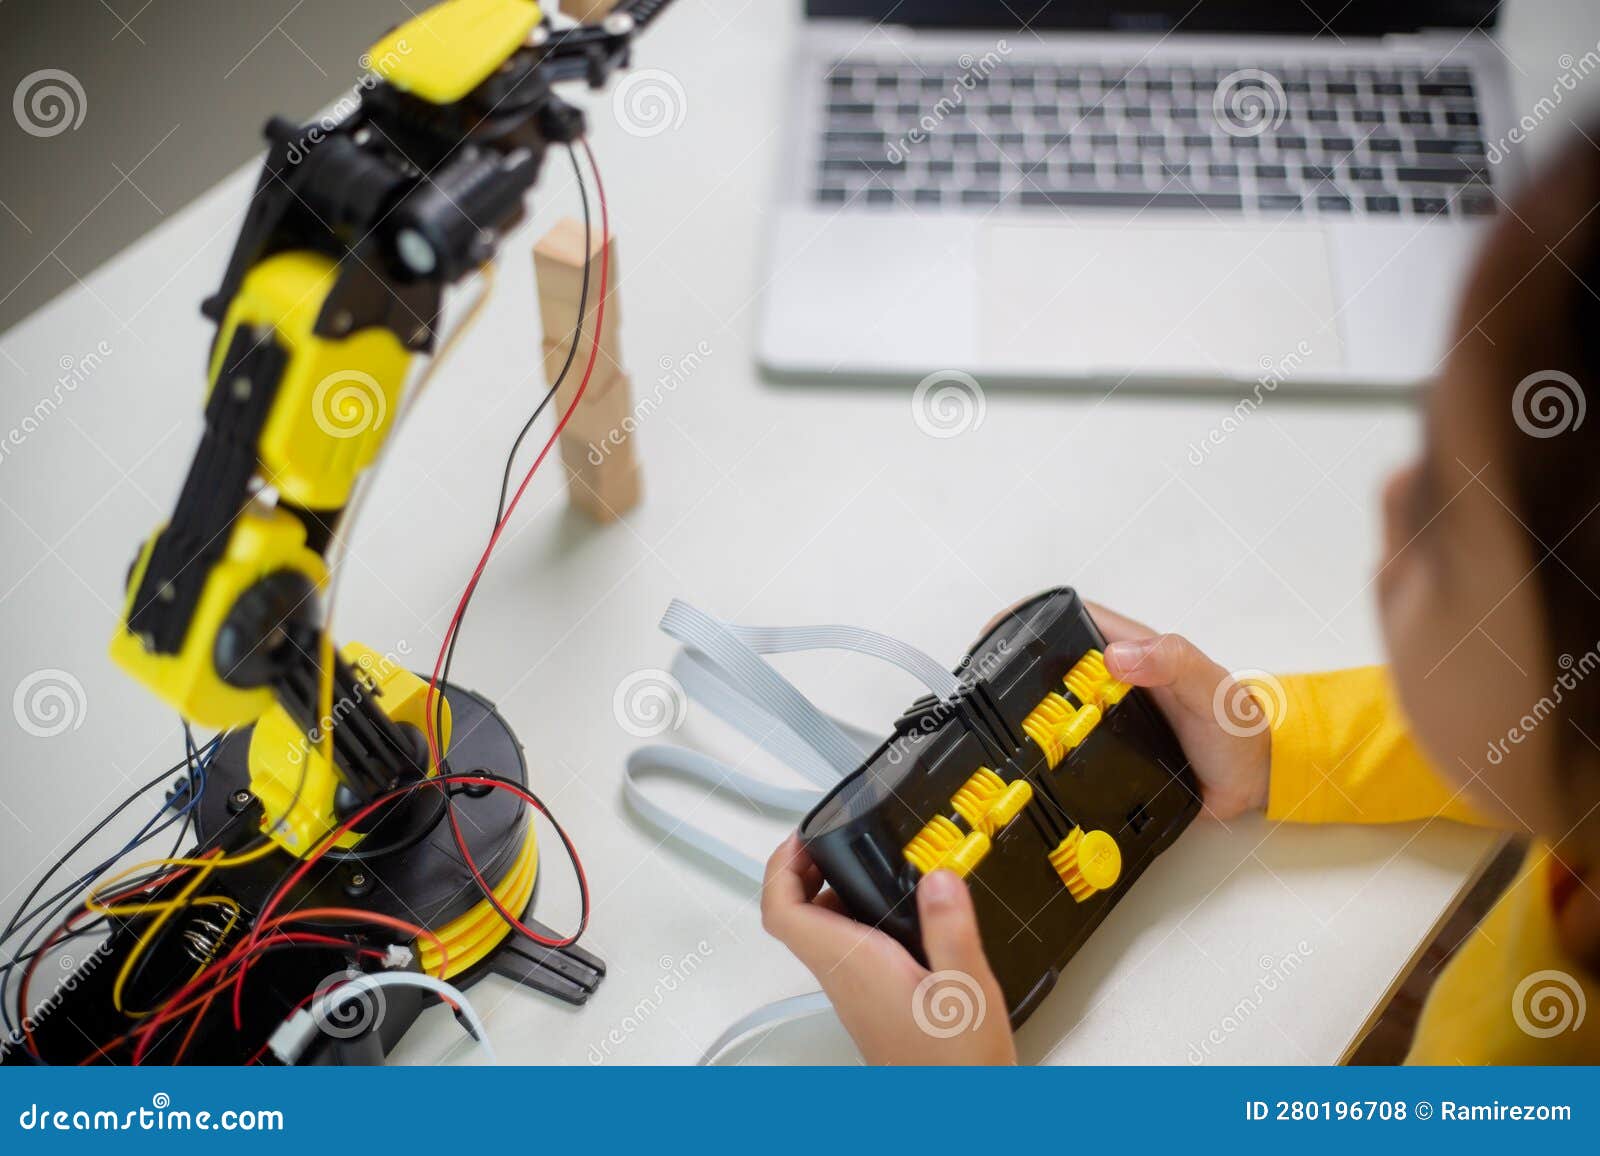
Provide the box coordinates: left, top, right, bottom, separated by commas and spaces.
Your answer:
13, 668, 87, 738
612, 69, 687, 138
612, 668, 688, 738
282, 40, 412, 165
1212, 670, 1285, 739
1511, 369, 1585, 439
284, 642, 414, 768
13, 68, 86, 138
16, 1093, 284, 1132
1486, 42, 1600, 165
0, 340, 113, 467
1212, 69, 1286, 138
1483, 644, 1600, 767
886, 639, 1011, 766
884, 42, 1011, 164
312, 968, 387, 1040
912, 370, 986, 438
586, 940, 713, 1063
911, 969, 987, 1038
311, 369, 389, 439
586, 340, 712, 465
1511, 969, 1587, 1038
1187, 340, 1313, 465
0, 940, 113, 1060
1186, 940, 1314, 1063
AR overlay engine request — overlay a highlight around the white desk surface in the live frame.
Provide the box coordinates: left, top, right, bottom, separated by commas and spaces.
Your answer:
6, 1, 1596, 1066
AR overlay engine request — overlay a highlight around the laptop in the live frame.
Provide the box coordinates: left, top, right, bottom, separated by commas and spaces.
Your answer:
757, 1, 1518, 392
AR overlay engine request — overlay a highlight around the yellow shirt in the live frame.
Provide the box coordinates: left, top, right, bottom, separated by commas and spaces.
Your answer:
1264, 666, 1598, 1063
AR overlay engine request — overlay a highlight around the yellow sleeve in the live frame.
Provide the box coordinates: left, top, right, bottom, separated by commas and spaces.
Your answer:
1262, 666, 1490, 826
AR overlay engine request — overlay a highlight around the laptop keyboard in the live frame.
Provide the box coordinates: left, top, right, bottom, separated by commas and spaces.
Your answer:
815, 57, 1495, 219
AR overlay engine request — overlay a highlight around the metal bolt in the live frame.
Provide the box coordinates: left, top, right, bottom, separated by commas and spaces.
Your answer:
230, 376, 252, 401
603, 12, 635, 35
227, 789, 253, 814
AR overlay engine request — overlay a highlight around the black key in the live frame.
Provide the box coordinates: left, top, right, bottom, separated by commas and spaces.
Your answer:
1033, 104, 1059, 119
1183, 133, 1213, 150
1065, 160, 1098, 177
1018, 189, 1244, 210
1308, 108, 1340, 123
1257, 193, 1303, 211
1368, 136, 1402, 153
1091, 132, 1119, 149
874, 74, 899, 89
1396, 166, 1490, 185
1147, 78, 1174, 93
961, 188, 1000, 205
1327, 82, 1358, 95
865, 186, 895, 204
974, 160, 1002, 176
1321, 136, 1356, 154
1125, 106, 1154, 120
1231, 136, 1261, 151
1412, 195, 1450, 216
1162, 160, 1192, 177
1114, 161, 1146, 178
1445, 110, 1480, 127
920, 76, 945, 92
1458, 191, 1497, 216
1364, 194, 1402, 213
1353, 109, 1386, 124
815, 186, 847, 204
1399, 109, 1433, 125
1012, 75, 1036, 91
1302, 164, 1336, 182
1316, 193, 1352, 212
987, 102, 1014, 118
1056, 75, 1082, 90
913, 188, 942, 204
1208, 162, 1240, 179
1419, 82, 1474, 98
1416, 136, 1486, 156
928, 158, 956, 174
825, 129, 886, 146
896, 101, 921, 116
1137, 132, 1167, 149
1255, 164, 1289, 181
1348, 164, 1384, 184
1373, 82, 1403, 96
822, 156, 904, 173
997, 131, 1026, 146
1169, 106, 1199, 121
828, 101, 875, 116
1278, 134, 1309, 151
953, 131, 979, 147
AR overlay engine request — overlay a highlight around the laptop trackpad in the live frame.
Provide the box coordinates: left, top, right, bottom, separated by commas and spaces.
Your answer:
978, 223, 1344, 378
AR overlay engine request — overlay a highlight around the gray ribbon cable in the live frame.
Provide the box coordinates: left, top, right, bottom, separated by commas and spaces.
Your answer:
624, 600, 962, 1064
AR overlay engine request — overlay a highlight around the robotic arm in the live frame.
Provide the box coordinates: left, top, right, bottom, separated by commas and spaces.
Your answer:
110, 0, 671, 855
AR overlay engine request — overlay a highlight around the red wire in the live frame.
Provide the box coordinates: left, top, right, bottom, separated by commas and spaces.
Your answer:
422, 137, 611, 769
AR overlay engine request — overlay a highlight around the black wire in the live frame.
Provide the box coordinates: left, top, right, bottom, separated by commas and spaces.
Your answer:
431, 142, 593, 768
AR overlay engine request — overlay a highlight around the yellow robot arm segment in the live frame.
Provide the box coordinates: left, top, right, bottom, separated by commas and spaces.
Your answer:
110, 503, 327, 730
208, 251, 412, 513
368, 0, 544, 105
249, 642, 453, 854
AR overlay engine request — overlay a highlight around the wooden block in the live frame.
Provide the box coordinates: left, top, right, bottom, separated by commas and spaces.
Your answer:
539, 307, 624, 380
560, 0, 625, 23
564, 444, 642, 522
556, 371, 637, 446
533, 217, 620, 310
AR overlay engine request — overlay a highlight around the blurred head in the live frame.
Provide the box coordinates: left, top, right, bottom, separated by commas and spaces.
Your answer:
1378, 127, 1600, 857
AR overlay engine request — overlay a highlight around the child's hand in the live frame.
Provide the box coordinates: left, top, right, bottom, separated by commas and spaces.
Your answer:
761, 834, 1017, 1065
1089, 602, 1271, 820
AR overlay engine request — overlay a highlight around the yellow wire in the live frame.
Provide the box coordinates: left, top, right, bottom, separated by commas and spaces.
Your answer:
107, 852, 218, 1015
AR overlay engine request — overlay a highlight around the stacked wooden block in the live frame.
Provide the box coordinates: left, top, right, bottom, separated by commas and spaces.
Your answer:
532, 216, 642, 523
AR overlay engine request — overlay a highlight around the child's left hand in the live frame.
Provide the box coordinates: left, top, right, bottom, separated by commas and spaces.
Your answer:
761, 833, 1018, 1065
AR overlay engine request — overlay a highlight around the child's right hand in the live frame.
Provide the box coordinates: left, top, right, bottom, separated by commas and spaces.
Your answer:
1088, 602, 1272, 821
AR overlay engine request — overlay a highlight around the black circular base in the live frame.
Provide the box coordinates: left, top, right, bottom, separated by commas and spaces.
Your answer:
195, 681, 531, 932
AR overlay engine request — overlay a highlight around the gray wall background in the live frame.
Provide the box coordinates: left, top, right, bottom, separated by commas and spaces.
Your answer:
3, 1, 1600, 337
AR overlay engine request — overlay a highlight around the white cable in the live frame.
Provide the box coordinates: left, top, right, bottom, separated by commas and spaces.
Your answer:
309, 971, 496, 1065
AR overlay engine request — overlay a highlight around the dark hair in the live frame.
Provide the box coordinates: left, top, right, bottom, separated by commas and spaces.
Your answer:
1465, 124, 1600, 827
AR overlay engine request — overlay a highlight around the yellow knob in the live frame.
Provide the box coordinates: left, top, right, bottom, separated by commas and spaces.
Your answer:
1049, 827, 1122, 902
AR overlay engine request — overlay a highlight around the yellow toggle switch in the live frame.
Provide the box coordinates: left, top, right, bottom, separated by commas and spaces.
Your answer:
951, 767, 1006, 830
1049, 827, 1122, 902
1064, 649, 1131, 710
905, 815, 963, 875
1021, 693, 1102, 769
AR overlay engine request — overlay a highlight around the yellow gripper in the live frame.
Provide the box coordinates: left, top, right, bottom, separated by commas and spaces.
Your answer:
1021, 693, 1102, 769
1063, 649, 1131, 710
951, 767, 1006, 829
